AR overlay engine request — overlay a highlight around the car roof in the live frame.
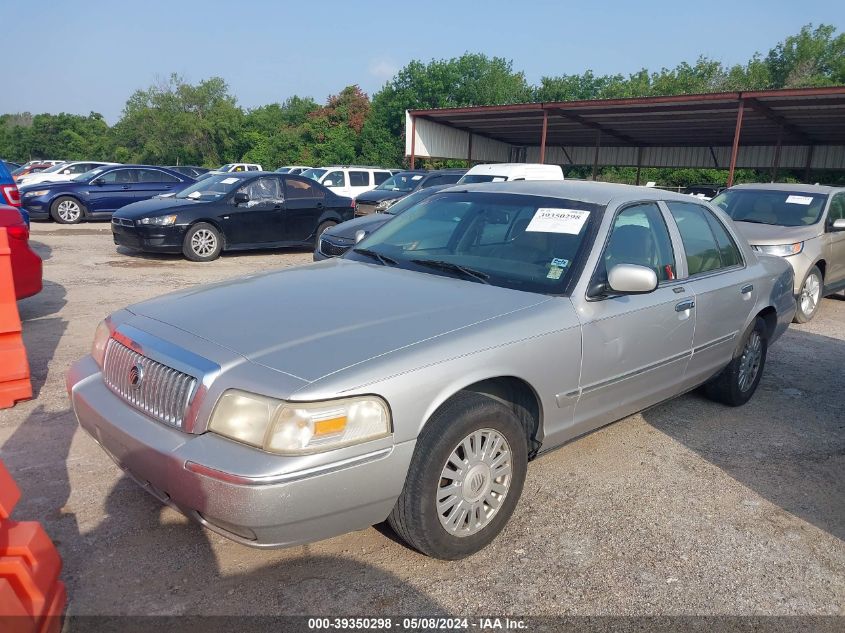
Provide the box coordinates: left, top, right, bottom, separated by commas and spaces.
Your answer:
727, 183, 844, 195
441, 180, 711, 205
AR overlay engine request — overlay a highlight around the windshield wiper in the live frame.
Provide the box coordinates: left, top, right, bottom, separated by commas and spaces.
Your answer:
735, 219, 771, 225
410, 259, 490, 284
353, 248, 398, 266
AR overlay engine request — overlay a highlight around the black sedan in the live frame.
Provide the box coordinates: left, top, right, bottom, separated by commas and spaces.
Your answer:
353, 169, 466, 216
113, 172, 354, 261
314, 185, 453, 260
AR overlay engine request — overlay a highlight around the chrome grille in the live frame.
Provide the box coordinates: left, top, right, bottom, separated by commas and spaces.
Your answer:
103, 338, 197, 428
112, 217, 134, 227
320, 237, 352, 257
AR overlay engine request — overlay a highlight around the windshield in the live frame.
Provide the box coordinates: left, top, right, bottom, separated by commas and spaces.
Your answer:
40, 163, 67, 174
72, 167, 106, 182
459, 174, 508, 184
712, 189, 828, 227
380, 187, 446, 216
376, 173, 422, 192
176, 174, 243, 199
301, 168, 327, 181
350, 192, 599, 293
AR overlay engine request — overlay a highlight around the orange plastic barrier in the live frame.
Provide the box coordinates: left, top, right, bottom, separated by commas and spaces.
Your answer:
0, 228, 32, 409
0, 461, 65, 633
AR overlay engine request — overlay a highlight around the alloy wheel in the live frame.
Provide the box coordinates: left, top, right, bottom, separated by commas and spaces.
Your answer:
436, 428, 512, 537
57, 200, 81, 222
191, 229, 217, 257
800, 272, 821, 317
738, 330, 763, 393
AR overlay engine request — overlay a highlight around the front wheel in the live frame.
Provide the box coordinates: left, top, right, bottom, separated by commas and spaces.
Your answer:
315, 220, 337, 243
51, 196, 86, 224
794, 265, 823, 323
183, 222, 222, 262
704, 317, 768, 407
388, 392, 528, 559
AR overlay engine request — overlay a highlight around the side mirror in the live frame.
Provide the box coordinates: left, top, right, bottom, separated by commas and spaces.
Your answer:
91, 178, 104, 186
355, 230, 369, 243
832, 218, 845, 231
607, 264, 658, 294
233, 192, 249, 205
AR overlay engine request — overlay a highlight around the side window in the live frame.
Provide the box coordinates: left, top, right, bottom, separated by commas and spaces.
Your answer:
97, 169, 124, 184
349, 171, 369, 186
285, 177, 324, 200
137, 169, 179, 183
373, 171, 391, 185
603, 202, 677, 282
322, 171, 345, 187
828, 193, 845, 224
704, 211, 743, 268
239, 177, 284, 207
73, 163, 93, 173
666, 202, 724, 276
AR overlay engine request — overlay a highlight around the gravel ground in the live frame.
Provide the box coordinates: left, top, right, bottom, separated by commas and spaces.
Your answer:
0, 222, 843, 618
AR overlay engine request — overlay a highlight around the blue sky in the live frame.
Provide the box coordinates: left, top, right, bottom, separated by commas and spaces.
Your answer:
4, 0, 843, 122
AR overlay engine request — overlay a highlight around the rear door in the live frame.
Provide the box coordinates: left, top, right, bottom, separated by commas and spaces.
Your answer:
283, 177, 328, 241
575, 201, 695, 432
132, 168, 182, 202
665, 200, 754, 386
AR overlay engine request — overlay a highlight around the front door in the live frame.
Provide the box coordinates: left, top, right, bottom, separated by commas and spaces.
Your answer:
665, 201, 755, 386
321, 170, 348, 197
823, 192, 845, 289
222, 176, 286, 245
574, 202, 695, 434
85, 168, 138, 213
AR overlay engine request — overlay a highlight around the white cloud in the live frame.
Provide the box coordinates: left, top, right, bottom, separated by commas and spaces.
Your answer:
368, 58, 398, 81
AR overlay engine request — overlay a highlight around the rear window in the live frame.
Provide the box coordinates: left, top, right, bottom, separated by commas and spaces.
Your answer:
349, 171, 369, 186
460, 174, 508, 184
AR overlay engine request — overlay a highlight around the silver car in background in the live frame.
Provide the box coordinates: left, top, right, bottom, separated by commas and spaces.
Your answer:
713, 183, 845, 322
67, 181, 795, 560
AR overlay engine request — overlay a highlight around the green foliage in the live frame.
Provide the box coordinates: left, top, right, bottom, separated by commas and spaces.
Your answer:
0, 24, 842, 189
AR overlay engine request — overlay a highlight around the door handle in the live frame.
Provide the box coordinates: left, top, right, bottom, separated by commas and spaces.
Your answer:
675, 299, 695, 312
316, 202, 324, 209
741, 284, 754, 294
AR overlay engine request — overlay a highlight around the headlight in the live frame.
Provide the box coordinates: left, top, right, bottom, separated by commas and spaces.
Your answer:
28, 190, 50, 197
374, 198, 399, 212
752, 242, 803, 257
91, 320, 111, 367
208, 390, 391, 454
139, 214, 177, 226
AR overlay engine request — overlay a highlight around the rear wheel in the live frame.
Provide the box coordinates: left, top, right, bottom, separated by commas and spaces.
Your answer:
51, 196, 86, 224
183, 223, 222, 262
704, 317, 768, 407
794, 265, 823, 323
315, 221, 337, 242
388, 392, 528, 559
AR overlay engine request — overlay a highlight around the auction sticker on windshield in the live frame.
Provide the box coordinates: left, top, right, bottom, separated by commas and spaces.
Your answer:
221, 177, 239, 185
785, 195, 813, 205
526, 208, 590, 234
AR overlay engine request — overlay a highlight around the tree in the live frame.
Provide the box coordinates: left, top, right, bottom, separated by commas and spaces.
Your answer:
765, 24, 845, 87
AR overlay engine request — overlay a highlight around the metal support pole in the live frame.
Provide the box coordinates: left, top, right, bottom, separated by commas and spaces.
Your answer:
727, 100, 745, 187
591, 130, 601, 181
804, 145, 815, 183
770, 125, 783, 182
635, 147, 643, 186
539, 110, 548, 164
409, 116, 416, 170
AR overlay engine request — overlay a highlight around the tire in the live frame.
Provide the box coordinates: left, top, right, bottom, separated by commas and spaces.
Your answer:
388, 392, 528, 560
704, 317, 768, 407
794, 265, 823, 323
315, 221, 337, 242
182, 222, 222, 262
50, 196, 86, 224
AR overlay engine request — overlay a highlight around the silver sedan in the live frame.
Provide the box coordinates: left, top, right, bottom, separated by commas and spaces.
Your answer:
67, 181, 796, 559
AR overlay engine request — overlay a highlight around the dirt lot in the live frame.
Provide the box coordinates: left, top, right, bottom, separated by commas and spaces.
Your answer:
1, 221, 843, 617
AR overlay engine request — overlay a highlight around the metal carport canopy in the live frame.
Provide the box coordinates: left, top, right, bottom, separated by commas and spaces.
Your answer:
405, 86, 845, 185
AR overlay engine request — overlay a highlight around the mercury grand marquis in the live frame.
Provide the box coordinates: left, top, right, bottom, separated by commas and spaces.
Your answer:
67, 181, 796, 560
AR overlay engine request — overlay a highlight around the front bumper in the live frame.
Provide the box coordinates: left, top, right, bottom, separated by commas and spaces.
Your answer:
67, 356, 414, 548
112, 219, 185, 253
313, 234, 354, 261
21, 196, 51, 220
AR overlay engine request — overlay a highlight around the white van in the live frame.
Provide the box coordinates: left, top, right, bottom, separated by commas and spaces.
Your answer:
218, 163, 263, 173
301, 166, 398, 198
458, 163, 564, 184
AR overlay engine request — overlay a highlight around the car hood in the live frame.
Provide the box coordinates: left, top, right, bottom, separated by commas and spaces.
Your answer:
733, 221, 822, 245
325, 214, 393, 241
19, 180, 81, 194
356, 189, 408, 203
127, 259, 551, 383
114, 197, 204, 219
